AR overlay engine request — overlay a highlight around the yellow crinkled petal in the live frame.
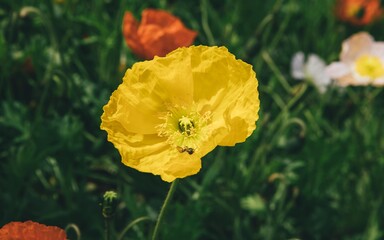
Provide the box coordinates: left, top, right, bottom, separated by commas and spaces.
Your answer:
218, 67, 259, 146
120, 144, 201, 182
135, 51, 194, 106
101, 45, 259, 181
101, 84, 162, 135
100, 126, 201, 182
189, 46, 259, 147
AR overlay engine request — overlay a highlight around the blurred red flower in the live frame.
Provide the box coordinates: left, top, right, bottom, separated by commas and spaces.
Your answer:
0, 221, 67, 240
336, 0, 383, 25
122, 9, 197, 59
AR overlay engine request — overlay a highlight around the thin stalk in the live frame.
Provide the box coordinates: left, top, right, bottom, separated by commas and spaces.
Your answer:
151, 179, 179, 240
243, 0, 283, 58
262, 50, 293, 94
201, 0, 215, 45
65, 224, 81, 240
104, 217, 112, 240
117, 216, 151, 240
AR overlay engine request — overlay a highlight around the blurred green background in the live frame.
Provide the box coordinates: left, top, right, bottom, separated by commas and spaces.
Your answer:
1, 0, 384, 239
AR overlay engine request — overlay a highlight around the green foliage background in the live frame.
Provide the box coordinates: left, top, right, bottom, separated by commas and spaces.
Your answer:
1, 0, 384, 239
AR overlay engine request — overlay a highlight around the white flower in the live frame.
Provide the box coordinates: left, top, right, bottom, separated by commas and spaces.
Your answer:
325, 32, 384, 87
291, 52, 331, 93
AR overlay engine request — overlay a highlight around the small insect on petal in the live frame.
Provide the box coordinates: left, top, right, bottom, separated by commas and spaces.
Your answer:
176, 146, 195, 155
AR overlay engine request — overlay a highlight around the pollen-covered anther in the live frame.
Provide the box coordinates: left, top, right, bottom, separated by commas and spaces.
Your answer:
178, 116, 195, 136
155, 107, 212, 155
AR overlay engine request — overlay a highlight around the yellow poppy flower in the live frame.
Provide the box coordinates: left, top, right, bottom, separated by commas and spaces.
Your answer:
101, 45, 260, 182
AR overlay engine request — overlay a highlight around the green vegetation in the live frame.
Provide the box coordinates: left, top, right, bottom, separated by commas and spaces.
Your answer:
1, 0, 384, 239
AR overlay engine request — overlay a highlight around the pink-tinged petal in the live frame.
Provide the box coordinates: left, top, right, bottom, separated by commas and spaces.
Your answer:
371, 42, 384, 59
339, 69, 372, 86
372, 77, 384, 86
340, 32, 374, 63
325, 62, 350, 78
333, 74, 358, 87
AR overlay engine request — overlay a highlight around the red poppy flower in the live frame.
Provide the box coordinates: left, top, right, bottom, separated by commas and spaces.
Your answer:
122, 9, 197, 59
0, 221, 67, 240
336, 0, 383, 25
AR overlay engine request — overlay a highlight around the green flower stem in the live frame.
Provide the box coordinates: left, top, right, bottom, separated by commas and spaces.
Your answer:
102, 191, 117, 240
262, 50, 293, 94
117, 216, 151, 240
64, 223, 81, 240
200, 0, 215, 45
151, 179, 179, 240
104, 217, 112, 240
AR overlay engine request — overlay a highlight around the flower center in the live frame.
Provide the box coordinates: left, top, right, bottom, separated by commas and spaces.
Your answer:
354, 55, 384, 79
157, 105, 211, 154
178, 116, 194, 136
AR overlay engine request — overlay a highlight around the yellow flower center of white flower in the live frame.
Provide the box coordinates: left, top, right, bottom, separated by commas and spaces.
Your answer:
157, 105, 211, 154
354, 55, 384, 79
